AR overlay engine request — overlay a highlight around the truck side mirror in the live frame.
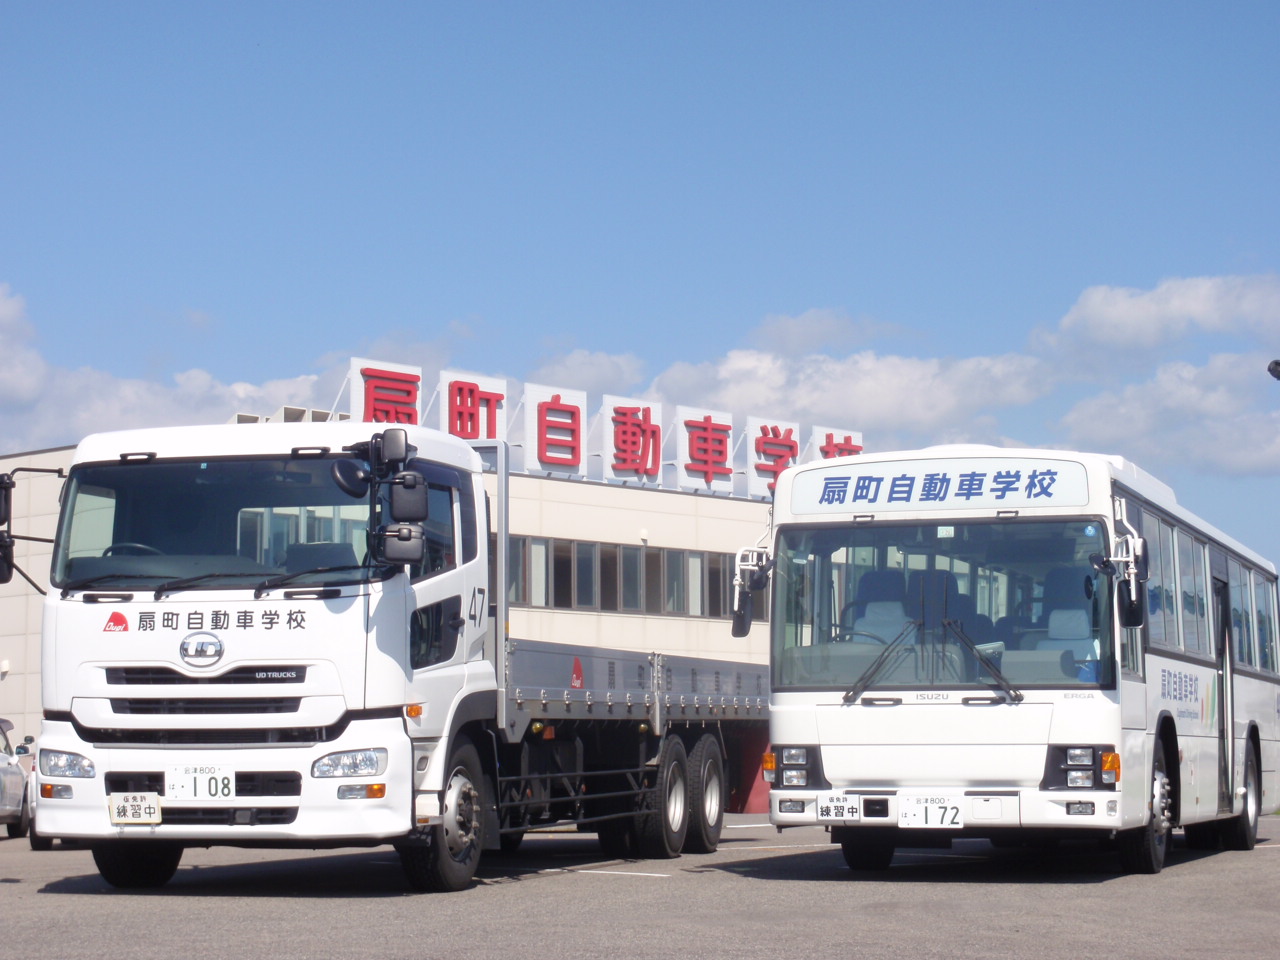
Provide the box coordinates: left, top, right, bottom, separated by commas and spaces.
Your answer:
0, 473, 12, 526
380, 429, 409, 467
0, 533, 13, 586
332, 459, 371, 498
390, 472, 429, 522
379, 523, 426, 565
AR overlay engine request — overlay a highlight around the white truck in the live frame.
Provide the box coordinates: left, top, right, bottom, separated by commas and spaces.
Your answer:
0, 421, 767, 890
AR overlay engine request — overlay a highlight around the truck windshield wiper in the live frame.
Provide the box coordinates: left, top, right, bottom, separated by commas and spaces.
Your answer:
152, 572, 265, 600
59, 574, 163, 597
942, 618, 1024, 703
842, 624, 917, 704
254, 564, 375, 599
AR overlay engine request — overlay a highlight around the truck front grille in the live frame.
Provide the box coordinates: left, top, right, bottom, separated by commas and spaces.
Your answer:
109, 698, 303, 715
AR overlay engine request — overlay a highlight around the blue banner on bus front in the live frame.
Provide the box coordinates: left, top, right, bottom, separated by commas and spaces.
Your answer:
789, 457, 1091, 515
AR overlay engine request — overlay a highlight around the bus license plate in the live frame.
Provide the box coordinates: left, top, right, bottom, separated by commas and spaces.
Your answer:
166, 765, 236, 800
898, 793, 963, 828
816, 794, 861, 822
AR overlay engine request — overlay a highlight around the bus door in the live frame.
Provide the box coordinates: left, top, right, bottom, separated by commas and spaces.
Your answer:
1211, 577, 1234, 814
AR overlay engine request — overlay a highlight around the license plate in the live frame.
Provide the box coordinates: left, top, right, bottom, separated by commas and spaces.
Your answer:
108, 792, 161, 824
166, 765, 236, 800
897, 792, 964, 828
816, 794, 862, 822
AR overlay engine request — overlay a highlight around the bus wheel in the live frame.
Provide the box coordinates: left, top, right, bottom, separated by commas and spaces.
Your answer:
637, 735, 689, 858
683, 734, 725, 853
1118, 736, 1171, 874
839, 833, 895, 871
1221, 747, 1259, 851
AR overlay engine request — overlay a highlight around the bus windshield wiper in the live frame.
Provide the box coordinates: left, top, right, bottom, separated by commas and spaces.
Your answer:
842, 624, 917, 704
152, 572, 264, 600
254, 565, 374, 599
942, 618, 1024, 703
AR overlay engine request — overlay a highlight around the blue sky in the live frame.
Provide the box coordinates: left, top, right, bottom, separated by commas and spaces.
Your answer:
3, 2, 1280, 550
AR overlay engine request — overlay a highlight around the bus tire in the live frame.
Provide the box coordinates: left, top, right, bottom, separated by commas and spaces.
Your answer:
1118, 735, 1171, 874
839, 833, 895, 871
92, 841, 184, 888
637, 735, 689, 858
397, 736, 485, 892
1221, 746, 1260, 852
683, 734, 725, 853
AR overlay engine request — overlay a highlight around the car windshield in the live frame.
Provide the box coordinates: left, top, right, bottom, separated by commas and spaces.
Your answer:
52, 457, 384, 591
771, 519, 1115, 691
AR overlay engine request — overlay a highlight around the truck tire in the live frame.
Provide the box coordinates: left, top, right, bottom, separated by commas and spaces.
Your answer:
397, 736, 485, 892
1118, 735, 1172, 874
92, 841, 184, 888
636, 735, 689, 859
596, 816, 638, 858
684, 734, 725, 853
1221, 746, 1260, 851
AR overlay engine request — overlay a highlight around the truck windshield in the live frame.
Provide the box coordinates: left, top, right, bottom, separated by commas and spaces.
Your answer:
52, 457, 384, 591
772, 519, 1115, 692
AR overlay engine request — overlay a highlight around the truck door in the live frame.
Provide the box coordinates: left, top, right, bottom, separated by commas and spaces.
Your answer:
403, 460, 487, 739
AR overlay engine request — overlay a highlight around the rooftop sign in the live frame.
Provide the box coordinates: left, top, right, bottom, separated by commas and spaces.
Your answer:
348, 358, 862, 500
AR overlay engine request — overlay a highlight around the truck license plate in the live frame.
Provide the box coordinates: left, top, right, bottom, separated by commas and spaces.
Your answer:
166, 765, 236, 800
108, 792, 161, 824
897, 792, 963, 828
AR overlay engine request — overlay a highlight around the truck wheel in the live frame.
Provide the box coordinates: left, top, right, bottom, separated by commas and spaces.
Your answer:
636, 735, 689, 858
1118, 735, 1171, 874
91, 841, 184, 888
6, 788, 30, 839
28, 808, 53, 851
1221, 746, 1260, 851
684, 734, 725, 853
398, 736, 485, 892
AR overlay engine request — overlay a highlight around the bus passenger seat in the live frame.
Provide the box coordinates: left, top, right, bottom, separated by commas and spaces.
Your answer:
1036, 608, 1098, 662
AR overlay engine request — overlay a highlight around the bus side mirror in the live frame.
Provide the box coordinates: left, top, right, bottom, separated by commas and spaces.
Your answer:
1119, 577, 1146, 629
731, 590, 754, 638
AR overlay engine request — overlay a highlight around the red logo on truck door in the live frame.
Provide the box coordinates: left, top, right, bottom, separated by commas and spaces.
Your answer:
103, 612, 129, 632
571, 657, 584, 689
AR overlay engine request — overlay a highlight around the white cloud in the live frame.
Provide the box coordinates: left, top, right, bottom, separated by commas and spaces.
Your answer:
747, 308, 891, 357
1060, 353, 1280, 474
0, 283, 50, 406
526, 349, 646, 396
1051, 274, 1280, 349
648, 348, 1053, 448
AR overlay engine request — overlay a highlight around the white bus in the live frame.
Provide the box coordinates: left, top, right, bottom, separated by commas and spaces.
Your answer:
733, 445, 1278, 873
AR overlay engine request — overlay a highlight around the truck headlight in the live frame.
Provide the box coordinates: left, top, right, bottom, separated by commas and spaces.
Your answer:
40, 749, 95, 778
312, 748, 388, 778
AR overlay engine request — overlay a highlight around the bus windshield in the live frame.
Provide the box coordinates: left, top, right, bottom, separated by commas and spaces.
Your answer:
52, 457, 384, 592
772, 519, 1115, 692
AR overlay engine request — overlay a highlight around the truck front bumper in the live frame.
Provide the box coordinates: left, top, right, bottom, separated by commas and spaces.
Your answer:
34, 717, 415, 844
